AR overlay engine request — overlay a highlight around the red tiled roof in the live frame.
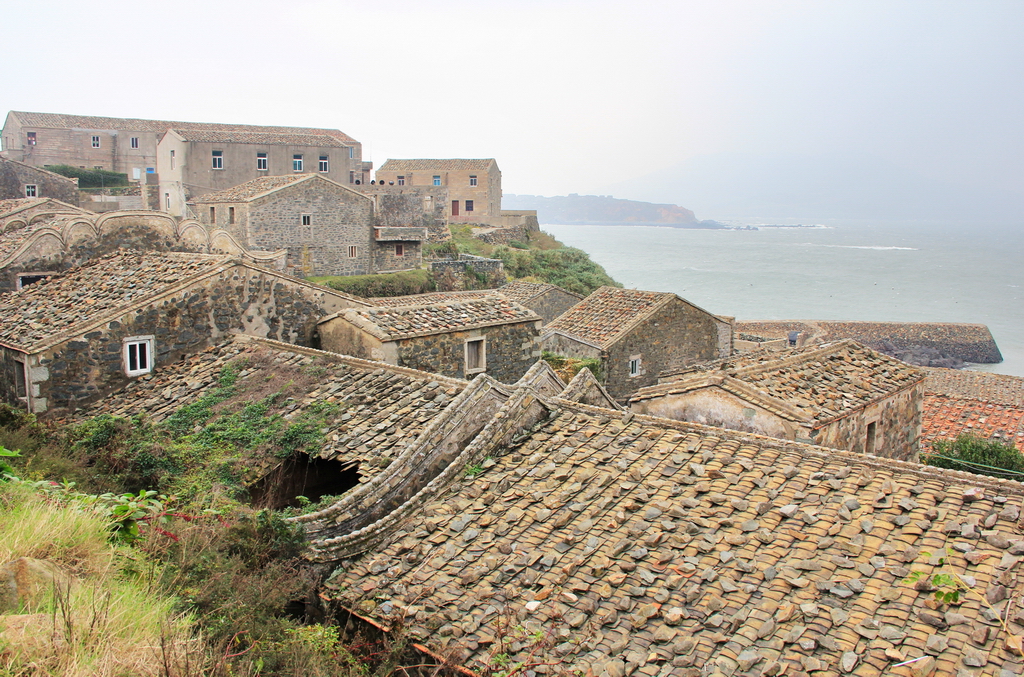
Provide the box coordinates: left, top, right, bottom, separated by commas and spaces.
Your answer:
924, 368, 1024, 407
923, 394, 1024, 452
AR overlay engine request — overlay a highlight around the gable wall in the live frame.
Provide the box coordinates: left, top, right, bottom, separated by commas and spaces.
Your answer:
0, 161, 79, 203
395, 320, 541, 383
528, 289, 583, 325
630, 387, 796, 439
812, 382, 923, 461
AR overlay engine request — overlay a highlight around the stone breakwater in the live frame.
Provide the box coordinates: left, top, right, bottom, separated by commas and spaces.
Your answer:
735, 320, 1003, 365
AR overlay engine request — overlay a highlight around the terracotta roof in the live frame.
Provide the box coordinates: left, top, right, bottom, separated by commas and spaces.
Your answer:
188, 174, 313, 203
0, 251, 233, 352
169, 129, 349, 147
79, 335, 466, 485
923, 394, 1024, 453
8, 111, 358, 144
324, 398, 1024, 676
368, 290, 495, 308
499, 280, 583, 305
639, 340, 924, 426
333, 296, 540, 341
545, 287, 677, 348
377, 158, 497, 172
924, 368, 1024, 407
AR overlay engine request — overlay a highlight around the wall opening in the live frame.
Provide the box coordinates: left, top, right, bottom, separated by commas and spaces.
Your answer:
250, 456, 361, 509
866, 420, 877, 454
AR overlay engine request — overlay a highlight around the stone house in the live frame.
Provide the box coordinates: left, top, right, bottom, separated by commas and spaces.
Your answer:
630, 339, 926, 460
318, 295, 542, 382
375, 159, 501, 222
498, 280, 583, 325
187, 174, 426, 278
360, 181, 450, 242
0, 207, 285, 292
159, 128, 370, 217
1, 111, 367, 193
541, 286, 733, 402
0, 250, 368, 412
0, 157, 79, 204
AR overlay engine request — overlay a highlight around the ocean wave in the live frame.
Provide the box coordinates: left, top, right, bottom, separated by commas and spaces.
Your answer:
802, 243, 918, 251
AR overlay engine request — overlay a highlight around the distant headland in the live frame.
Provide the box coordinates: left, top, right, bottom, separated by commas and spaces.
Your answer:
503, 193, 725, 228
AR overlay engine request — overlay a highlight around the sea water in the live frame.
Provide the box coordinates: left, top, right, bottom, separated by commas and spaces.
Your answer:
542, 222, 1024, 377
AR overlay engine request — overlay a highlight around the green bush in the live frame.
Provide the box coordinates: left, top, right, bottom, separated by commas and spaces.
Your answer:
923, 433, 1024, 479
44, 164, 130, 188
496, 245, 620, 296
310, 269, 435, 298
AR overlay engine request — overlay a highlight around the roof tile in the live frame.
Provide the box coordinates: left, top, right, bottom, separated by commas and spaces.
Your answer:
545, 287, 674, 348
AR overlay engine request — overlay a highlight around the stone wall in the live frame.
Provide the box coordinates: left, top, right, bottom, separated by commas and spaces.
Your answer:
526, 288, 583, 325
473, 225, 529, 246
364, 185, 449, 242
429, 255, 505, 291
0, 348, 27, 410
396, 320, 541, 384
0, 159, 78, 203
371, 240, 422, 274
16, 264, 334, 411
813, 383, 923, 462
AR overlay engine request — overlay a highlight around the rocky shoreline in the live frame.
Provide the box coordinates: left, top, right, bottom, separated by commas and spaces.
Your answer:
734, 319, 1002, 368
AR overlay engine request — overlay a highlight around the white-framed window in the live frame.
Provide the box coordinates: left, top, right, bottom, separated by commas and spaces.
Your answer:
212, 150, 224, 169
394, 243, 404, 257
628, 356, 642, 377
432, 175, 441, 186
465, 338, 486, 374
170, 149, 175, 169
123, 336, 154, 376
465, 200, 474, 212
26, 132, 36, 145
91, 135, 101, 148
469, 175, 478, 186
130, 137, 139, 149
301, 214, 311, 226
348, 245, 358, 258
13, 358, 28, 401
293, 154, 303, 171
24, 184, 37, 198
397, 175, 405, 186
256, 152, 268, 171
319, 155, 329, 172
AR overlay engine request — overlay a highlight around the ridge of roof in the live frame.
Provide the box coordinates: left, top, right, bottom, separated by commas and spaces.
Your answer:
335, 295, 541, 341
377, 158, 497, 172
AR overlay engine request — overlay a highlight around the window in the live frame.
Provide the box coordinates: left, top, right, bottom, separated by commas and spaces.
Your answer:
319, 155, 329, 172
169, 149, 175, 170
17, 274, 49, 289
349, 147, 354, 159
451, 200, 459, 216
212, 150, 223, 169
14, 359, 28, 400
256, 152, 268, 171
24, 184, 37, 198
301, 214, 311, 226
469, 175, 478, 186
394, 243, 404, 256
465, 200, 474, 212
92, 136, 101, 148
130, 137, 139, 149
397, 175, 405, 186
124, 336, 154, 376
465, 338, 486, 374
165, 193, 171, 210
866, 420, 878, 454
348, 245, 358, 258
26, 132, 36, 145
432, 175, 441, 186
228, 207, 235, 224
628, 356, 642, 377
293, 154, 303, 171
210, 207, 216, 224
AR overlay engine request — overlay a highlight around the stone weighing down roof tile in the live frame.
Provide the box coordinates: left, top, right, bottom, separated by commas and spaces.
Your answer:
10, 111, 358, 144
0, 215, 68, 262
169, 129, 349, 147
499, 280, 583, 305
368, 290, 495, 308
924, 368, 1024, 407
0, 250, 233, 352
188, 174, 313, 204
80, 335, 466, 483
0, 198, 48, 217
545, 287, 677, 348
923, 395, 1024, 453
335, 296, 540, 341
377, 158, 496, 172
326, 400, 1024, 677
641, 340, 924, 426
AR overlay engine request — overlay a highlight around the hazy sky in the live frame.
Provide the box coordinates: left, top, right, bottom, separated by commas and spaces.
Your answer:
3, 1, 1021, 222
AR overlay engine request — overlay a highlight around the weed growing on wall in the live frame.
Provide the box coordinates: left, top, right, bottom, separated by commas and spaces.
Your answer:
542, 351, 605, 383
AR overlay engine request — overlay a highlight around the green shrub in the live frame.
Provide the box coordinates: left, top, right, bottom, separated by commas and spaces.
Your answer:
542, 351, 604, 383
923, 433, 1024, 479
497, 245, 620, 295
310, 269, 435, 298
44, 164, 130, 188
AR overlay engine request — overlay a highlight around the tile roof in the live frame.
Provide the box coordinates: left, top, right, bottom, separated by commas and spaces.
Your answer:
9, 111, 358, 144
499, 280, 582, 305
78, 336, 466, 484
0, 250, 233, 352
334, 296, 541, 341
924, 368, 1024, 407
0, 214, 69, 262
0, 197, 51, 217
169, 129, 349, 147
325, 399, 1024, 676
188, 174, 313, 203
368, 290, 495, 308
377, 158, 497, 172
639, 340, 924, 426
923, 395, 1024, 453
545, 287, 677, 348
